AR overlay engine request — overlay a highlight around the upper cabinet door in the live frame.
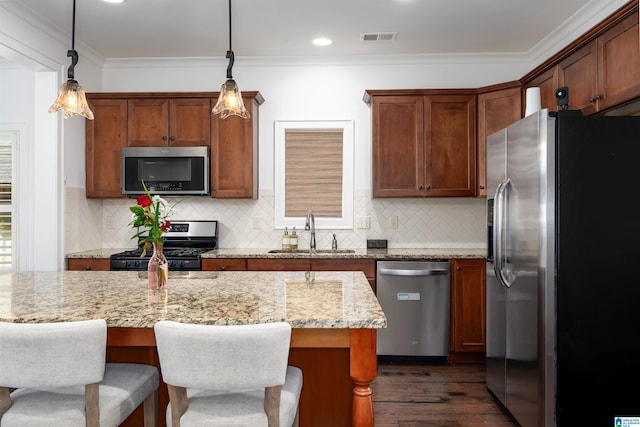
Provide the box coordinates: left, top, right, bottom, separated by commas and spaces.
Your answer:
596, 13, 640, 111
477, 87, 522, 197
558, 42, 598, 114
128, 98, 211, 147
425, 94, 477, 197
210, 93, 262, 199
127, 98, 170, 146
168, 98, 211, 146
86, 98, 127, 198
371, 95, 425, 198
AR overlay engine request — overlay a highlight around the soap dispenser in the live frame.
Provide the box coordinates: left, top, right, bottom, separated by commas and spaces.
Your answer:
290, 227, 299, 249
282, 227, 290, 249
332, 234, 338, 251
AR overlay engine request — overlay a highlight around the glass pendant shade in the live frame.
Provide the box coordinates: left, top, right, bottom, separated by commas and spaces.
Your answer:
48, 79, 94, 120
212, 78, 250, 119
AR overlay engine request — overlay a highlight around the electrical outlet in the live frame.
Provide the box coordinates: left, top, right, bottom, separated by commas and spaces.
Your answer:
367, 239, 388, 249
390, 215, 398, 229
253, 216, 261, 229
105, 215, 114, 230
357, 216, 371, 229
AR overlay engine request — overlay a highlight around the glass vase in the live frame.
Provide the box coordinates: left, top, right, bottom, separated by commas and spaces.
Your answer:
148, 242, 168, 290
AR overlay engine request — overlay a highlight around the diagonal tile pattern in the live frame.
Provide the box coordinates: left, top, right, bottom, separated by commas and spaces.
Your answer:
66, 187, 486, 252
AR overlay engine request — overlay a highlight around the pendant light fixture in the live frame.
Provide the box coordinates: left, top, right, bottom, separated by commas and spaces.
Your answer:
212, 0, 249, 119
48, 0, 94, 120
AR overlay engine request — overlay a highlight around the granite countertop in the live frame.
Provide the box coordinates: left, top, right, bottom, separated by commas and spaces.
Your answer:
66, 247, 487, 260
0, 271, 386, 329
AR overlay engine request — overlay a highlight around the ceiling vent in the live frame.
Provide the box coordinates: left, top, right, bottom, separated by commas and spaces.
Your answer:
360, 32, 398, 42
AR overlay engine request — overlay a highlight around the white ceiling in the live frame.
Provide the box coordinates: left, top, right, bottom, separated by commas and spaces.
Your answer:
5, 0, 596, 59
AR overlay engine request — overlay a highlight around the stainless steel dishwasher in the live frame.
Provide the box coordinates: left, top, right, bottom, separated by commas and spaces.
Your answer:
376, 260, 450, 360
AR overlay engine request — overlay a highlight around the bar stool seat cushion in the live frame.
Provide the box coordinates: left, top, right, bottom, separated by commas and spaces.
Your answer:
166, 366, 302, 427
3, 363, 159, 427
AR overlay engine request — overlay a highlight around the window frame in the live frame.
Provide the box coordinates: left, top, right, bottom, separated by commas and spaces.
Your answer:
274, 120, 354, 230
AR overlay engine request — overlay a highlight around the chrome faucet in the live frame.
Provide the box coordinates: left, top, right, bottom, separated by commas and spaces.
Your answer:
305, 210, 316, 250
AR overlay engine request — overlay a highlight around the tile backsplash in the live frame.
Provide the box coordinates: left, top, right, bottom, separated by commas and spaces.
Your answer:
65, 188, 486, 252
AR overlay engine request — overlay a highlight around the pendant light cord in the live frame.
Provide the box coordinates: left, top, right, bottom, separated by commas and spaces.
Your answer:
225, 0, 234, 79
71, 0, 76, 51
67, 0, 79, 80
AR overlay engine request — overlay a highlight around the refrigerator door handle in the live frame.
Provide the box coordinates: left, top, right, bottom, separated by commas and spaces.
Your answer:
493, 178, 512, 288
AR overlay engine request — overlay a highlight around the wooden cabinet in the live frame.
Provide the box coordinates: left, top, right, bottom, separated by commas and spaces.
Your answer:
523, 66, 559, 113
558, 13, 640, 113
311, 259, 376, 292
86, 98, 127, 198
201, 258, 247, 271
476, 85, 522, 196
366, 90, 476, 197
67, 258, 110, 271
557, 42, 598, 113
85, 92, 263, 199
246, 258, 311, 271
524, 5, 640, 115
127, 97, 211, 147
594, 12, 640, 111
211, 92, 263, 199
449, 258, 486, 361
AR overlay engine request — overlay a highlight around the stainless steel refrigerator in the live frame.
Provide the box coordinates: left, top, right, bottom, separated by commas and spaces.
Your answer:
486, 109, 640, 427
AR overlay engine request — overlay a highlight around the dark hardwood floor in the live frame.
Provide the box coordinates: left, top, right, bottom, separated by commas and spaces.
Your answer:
372, 362, 519, 427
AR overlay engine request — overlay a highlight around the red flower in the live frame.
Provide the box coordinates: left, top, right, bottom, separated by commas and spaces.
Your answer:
161, 221, 171, 232
136, 195, 151, 208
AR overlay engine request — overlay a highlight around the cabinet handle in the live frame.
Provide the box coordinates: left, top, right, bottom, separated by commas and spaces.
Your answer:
595, 94, 602, 100
479, 185, 485, 189
85, 266, 91, 271
211, 187, 216, 192
456, 266, 461, 271
169, 136, 175, 141
221, 266, 226, 271
590, 94, 602, 103
426, 185, 431, 190
162, 136, 168, 140
418, 185, 424, 190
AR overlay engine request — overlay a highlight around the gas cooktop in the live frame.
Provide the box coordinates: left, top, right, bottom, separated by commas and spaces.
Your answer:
110, 220, 218, 271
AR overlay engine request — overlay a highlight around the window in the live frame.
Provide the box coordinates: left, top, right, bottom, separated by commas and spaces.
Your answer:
0, 131, 16, 272
275, 120, 354, 229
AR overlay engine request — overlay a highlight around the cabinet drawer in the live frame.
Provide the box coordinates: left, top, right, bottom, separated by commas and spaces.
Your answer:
246, 258, 311, 271
201, 258, 246, 271
67, 258, 110, 271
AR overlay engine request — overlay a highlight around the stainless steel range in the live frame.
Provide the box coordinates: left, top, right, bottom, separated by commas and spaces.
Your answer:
110, 220, 218, 271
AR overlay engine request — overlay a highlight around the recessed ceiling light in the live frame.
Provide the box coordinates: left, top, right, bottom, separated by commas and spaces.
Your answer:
312, 37, 332, 47
103, 0, 125, 3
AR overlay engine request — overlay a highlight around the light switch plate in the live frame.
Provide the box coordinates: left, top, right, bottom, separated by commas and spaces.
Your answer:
357, 216, 371, 229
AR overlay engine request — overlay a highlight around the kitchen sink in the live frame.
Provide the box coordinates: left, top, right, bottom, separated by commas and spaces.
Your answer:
267, 249, 356, 254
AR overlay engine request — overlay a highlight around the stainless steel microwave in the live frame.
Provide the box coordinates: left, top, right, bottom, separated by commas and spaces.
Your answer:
122, 146, 209, 196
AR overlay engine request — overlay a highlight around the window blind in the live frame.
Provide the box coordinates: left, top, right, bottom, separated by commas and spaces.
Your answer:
0, 133, 14, 271
284, 129, 343, 218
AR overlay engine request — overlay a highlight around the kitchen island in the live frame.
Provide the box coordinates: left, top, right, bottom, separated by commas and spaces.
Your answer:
0, 270, 386, 427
